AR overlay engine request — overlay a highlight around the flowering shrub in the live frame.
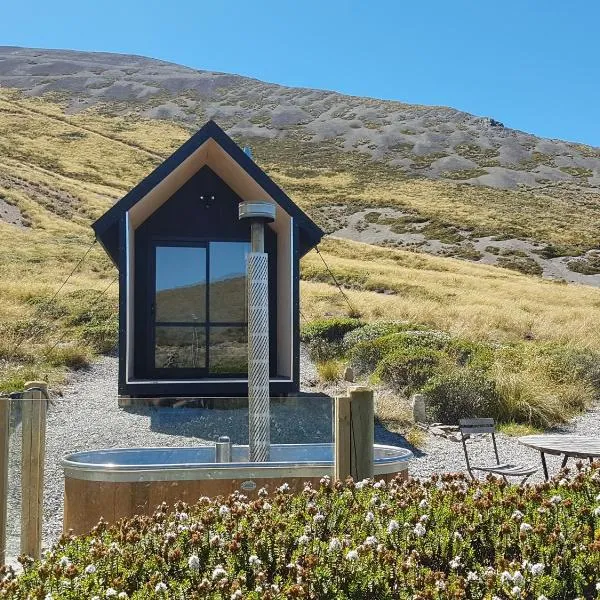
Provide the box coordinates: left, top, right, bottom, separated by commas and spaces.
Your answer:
4, 466, 600, 599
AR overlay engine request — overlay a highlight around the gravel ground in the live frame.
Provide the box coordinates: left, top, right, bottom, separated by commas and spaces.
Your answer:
5, 354, 600, 559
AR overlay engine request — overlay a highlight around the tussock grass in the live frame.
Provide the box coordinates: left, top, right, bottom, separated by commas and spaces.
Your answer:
301, 238, 600, 350
315, 359, 342, 382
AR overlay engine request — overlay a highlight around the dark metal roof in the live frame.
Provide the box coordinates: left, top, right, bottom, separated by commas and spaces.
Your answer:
92, 120, 323, 266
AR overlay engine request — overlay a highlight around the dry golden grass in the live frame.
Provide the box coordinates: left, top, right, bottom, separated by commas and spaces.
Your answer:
301, 238, 600, 350
0, 88, 599, 399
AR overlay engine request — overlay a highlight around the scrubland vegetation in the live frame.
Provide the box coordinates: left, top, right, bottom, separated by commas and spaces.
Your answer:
6, 467, 600, 598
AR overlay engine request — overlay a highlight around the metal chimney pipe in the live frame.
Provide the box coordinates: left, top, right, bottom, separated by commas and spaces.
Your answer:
239, 202, 276, 462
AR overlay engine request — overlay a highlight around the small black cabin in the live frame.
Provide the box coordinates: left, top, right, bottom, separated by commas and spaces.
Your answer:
92, 121, 323, 399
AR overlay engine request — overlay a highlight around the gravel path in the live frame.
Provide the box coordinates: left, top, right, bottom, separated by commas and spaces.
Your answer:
5, 354, 600, 558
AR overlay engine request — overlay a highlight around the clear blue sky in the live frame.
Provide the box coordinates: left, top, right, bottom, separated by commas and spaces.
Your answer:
3, 0, 599, 146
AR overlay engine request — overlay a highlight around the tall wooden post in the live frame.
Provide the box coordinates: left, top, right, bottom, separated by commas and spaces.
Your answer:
334, 387, 374, 482
21, 382, 47, 559
0, 397, 10, 564
334, 395, 351, 480
348, 386, 374, 481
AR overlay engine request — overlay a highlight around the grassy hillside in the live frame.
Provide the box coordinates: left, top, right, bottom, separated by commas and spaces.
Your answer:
0, 88, 599, 404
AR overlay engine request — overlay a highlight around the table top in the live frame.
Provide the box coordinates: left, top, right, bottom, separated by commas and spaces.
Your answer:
518, 435, 600, 458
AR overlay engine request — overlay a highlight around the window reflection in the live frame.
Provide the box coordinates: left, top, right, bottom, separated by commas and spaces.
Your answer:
209, 327, 248, 374
155, 247, 206, 322
209, 242, 249, 323
155, 326, 206, 369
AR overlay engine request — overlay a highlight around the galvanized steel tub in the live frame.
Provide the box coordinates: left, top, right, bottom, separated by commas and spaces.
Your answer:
62, 443, 412, 535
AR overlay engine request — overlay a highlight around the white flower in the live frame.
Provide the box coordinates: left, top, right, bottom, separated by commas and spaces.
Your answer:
231, 591, 242, 600
511, 586, 521, 598
297, 534, 310, 545
419, 499, 428, 509
105, 590, 118, 598
258, 487, 268, 497
262, 502, 272, 511
537, 596, 549, 600
355, 481, 365, 490
278, 483, 290, 493
345, 550, 359, 561
84, 564, 96, 574
177, 512, 189, 521
435, 579, 446, 590
364, 536, 378, 546
511, 510, 524, 521
219, 505, 230, 516
59, 556, 71, 567
593, 507, 600, 517
530, 562, 544, 576
550, 495, 562, 504
365, 511, 374, 523
313, 513, 325, 523
249, 555, 262, 566
374, 480, 385, 489
118, 594, 128, 599
212, 566, 227, 580
320, 475, 330, 486
500, 571, 513, 584
210, 534, 220, 547
154, 582, 167, 593
467, 571, 479, 582
473, 488, 483, 500
449, 556, 462, 569
419, 514, 429, 523
329, 537, 342, 551
44, 595, 53, 600
453, 531, 463, 542
387, 519, 399, 533
188, 554, 200, 571
512, 571, 524, 585
413, 522, 426, 537
519, 523, 532, 534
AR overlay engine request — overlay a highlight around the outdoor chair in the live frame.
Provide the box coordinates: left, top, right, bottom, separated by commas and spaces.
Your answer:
458, 418, 538, 484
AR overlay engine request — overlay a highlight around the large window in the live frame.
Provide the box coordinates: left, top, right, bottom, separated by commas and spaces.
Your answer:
153, 241, 250, 376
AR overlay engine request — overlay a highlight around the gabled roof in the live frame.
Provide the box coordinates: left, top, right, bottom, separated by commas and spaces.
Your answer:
92, 120, 323, 266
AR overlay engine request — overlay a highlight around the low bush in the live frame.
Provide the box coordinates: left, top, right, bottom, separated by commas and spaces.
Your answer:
375, 346, 443, 393
7, 469, 600, 599
301, 318, 363, 361
423, 368, 500, 424
350, 330, 450, 375
342, 321, 426, 351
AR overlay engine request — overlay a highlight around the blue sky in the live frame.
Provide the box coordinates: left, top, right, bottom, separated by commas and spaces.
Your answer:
3, 0, 599, 146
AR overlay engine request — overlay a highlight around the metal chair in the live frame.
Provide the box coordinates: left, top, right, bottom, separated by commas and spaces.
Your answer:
458, 418, 538, 484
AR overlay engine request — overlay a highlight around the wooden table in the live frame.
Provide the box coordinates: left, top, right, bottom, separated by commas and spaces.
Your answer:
518, 435, 600, 481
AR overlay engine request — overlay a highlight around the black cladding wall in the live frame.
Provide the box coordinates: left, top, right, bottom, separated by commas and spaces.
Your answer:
132, 166, 278, 381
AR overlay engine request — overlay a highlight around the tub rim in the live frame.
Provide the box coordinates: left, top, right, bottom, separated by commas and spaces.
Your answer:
61, 443, 412, 483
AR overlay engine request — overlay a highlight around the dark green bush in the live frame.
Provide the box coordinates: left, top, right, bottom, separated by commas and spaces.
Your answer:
79, 320, 118, 354
350, 330, 450, 374
300, 318, 363, 344
445, 338, 495, 370
301, 318, 364, 361
375, 346, 443, 392
423, 368, 501, 424
342, 320, 426, 351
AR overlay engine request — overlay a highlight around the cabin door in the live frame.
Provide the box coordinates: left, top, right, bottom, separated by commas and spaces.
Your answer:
151, 241, 250, 378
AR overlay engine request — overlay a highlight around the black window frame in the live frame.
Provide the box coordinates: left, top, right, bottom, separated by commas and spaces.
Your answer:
150, 238, 251, 379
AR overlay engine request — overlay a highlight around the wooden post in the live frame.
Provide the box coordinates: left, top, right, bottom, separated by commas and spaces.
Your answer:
348, 386, 374, 481
334, 387, 375, 482
334, 395, 351, 480
21, 382, 47, 559
0, 397, 10, 565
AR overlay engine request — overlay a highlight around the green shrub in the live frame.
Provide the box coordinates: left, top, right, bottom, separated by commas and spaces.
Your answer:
79, 320, 118, 354
301, 318, 364, 362
300, 318, 363, 344
9, 469, 600, 599
375, 346, 443, 392
423, 368, 500, 424
342, 320, 426, 351
350, 330, 450, 375
445, 338, 495, 370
